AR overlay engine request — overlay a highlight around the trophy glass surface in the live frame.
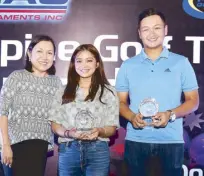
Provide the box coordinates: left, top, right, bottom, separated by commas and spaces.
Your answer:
138, 98, 159, 127
75, 109, 94, 134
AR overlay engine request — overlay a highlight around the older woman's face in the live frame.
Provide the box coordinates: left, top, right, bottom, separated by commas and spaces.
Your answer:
28, 41, 55, 74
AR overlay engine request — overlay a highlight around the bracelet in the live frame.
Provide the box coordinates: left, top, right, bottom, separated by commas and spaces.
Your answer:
64, 130, 70, 138
64, 128, 76, 138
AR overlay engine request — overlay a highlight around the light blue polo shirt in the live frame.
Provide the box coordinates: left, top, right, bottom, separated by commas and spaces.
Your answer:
115, 47, 198, 143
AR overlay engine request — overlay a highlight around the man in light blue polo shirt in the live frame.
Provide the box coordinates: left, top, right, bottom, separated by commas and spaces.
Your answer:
115, 8, 199, 176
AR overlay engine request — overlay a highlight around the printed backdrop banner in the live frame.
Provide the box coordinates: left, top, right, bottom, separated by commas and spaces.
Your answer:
0, 0, 204, 175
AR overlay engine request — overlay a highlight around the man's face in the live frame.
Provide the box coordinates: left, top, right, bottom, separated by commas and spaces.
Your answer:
138, 15, 167, 49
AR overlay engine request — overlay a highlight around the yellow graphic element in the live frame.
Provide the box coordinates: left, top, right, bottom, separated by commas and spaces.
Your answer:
188, 0, 202, 12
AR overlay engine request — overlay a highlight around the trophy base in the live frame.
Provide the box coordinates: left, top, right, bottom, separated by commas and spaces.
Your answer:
77, 128, 92, 131
143, 117, 161, 129
143, 117, 153, 126
77, 128, 93, 134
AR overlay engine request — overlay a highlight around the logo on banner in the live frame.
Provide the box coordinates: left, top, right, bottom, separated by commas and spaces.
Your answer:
182, 0, 204, 19
0, 0, 70, 22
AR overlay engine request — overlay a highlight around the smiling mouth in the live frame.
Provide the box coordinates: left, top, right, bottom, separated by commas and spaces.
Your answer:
38, 61, 48, 65
148, 38, 158, 42
80, 69, 90, 73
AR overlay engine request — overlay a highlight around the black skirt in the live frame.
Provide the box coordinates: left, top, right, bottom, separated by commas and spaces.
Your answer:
11, 139, 48, 176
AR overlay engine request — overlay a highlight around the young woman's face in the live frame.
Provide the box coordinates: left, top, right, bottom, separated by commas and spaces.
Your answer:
28, 41, 55, 74
75, 50, 99, 79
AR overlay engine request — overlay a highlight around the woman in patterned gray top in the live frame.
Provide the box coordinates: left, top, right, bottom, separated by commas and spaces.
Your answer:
0, 35, 62, 176
49, 44, 119, 176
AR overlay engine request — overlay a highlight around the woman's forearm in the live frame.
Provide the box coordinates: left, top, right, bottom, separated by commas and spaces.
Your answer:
51, 122, 67, 138
0, 116, 11, 146
99, 126, 116, 138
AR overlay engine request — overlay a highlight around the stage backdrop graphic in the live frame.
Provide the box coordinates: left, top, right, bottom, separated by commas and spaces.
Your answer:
0, 0, 204, 175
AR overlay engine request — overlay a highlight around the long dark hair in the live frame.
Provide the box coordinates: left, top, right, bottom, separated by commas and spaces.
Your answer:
62, 44, 113, 104
24, 35, 56, 75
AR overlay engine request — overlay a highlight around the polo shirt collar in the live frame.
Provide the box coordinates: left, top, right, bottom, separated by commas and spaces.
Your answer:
140, 47, 169, 63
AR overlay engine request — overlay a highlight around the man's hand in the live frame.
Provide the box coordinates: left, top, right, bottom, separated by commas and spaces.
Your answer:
152, 111, 171, 128
131, 113, 146, 128
1, 144, 13, 167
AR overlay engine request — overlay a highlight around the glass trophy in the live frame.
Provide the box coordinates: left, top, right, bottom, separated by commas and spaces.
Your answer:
75, 109, 94, 134
138, 98, 159, 126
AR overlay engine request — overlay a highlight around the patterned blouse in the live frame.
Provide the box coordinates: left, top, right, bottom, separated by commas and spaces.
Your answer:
0, 69, 62, 147
49, 85, 120, 143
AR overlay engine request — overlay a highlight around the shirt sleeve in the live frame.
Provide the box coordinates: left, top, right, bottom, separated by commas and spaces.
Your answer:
181, 58, 199, 92
115, 62, 129, 92
0, 71, 18, 117
104, 87, 120, 128
48, 84, 65, 125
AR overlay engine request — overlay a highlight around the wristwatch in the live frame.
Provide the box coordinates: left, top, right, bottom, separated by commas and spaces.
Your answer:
167, 110, 176, 122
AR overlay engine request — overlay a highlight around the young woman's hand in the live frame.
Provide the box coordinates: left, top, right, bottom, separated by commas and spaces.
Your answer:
67, 129, 88, 140
65, 128, 101, 140
83, 128, 100, 140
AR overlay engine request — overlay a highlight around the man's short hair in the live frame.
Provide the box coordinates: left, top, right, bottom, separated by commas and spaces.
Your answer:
138, 8, 166, 28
